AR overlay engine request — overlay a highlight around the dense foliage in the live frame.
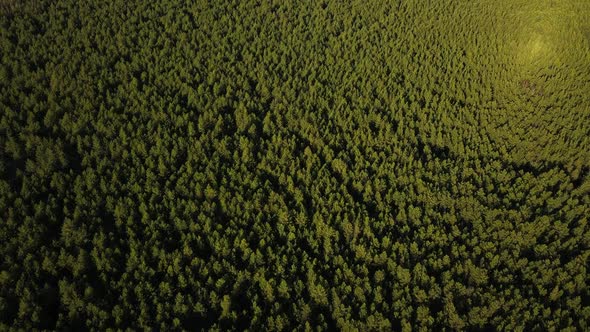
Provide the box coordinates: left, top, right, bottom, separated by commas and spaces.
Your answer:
1, 0, 589, 330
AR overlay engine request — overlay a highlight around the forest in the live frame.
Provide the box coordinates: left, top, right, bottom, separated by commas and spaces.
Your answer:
1, 0, 589, 330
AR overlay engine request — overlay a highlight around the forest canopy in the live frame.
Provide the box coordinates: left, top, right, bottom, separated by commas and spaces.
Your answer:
1, 0, 589, 330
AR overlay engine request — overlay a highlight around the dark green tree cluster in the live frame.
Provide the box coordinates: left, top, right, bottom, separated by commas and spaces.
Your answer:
1, 0, 589, 330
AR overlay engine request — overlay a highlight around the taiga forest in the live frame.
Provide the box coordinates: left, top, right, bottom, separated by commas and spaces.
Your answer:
1, 0, 590, 330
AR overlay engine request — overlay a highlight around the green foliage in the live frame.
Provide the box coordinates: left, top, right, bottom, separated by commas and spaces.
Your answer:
1, 0, 589, 330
